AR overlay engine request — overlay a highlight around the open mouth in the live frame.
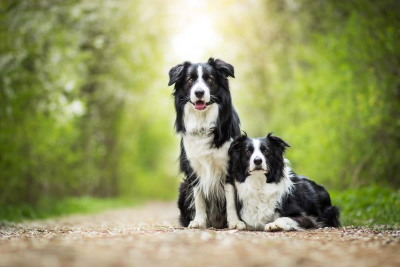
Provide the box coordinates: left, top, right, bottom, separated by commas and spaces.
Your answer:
194, 100, 206, 110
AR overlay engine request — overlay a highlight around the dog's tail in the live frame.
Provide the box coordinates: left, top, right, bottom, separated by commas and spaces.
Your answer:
319, 206, 340, 227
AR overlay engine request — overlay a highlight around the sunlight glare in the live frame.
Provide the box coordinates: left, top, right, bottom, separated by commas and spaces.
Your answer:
170, 1, 221, 62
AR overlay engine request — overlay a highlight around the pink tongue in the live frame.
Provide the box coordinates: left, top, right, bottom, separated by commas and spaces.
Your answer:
195, 102, 206, 110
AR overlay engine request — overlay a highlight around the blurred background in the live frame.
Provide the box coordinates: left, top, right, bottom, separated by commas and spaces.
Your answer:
0, 0, 399, 225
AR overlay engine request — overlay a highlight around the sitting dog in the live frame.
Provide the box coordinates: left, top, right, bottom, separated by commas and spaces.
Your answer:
228, 133, 340, 231
168, 58, 243, 229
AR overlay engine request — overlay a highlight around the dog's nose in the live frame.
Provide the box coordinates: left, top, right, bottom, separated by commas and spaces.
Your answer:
195, 89, 204, 98
254, 157, 262, 166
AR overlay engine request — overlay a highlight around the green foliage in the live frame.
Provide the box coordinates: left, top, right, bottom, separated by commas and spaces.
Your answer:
0, 196, 137, 222
221, 0, 400, 188
0, 0, 177, 206
331, 186, 400, 228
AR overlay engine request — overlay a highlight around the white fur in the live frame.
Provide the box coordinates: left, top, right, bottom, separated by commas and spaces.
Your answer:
182, 101, 231, 228
249, 139, 267, 173
188, 187, 207, 229
182, 101, 219, 135
236, 164, 294, 231
264, 217, 301, 231
190, 66, 210, 103
225, 183, 246, 230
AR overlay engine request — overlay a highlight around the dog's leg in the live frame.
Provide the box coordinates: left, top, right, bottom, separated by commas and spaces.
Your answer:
264, 217, 302, 232
188, 187, 207, 229
225, 183, 246, 230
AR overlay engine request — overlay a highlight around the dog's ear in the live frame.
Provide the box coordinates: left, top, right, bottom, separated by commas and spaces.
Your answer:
267, 133, 290, 151
168, 61, 191, 86
208, 58, 235, 78
266, 133, 288, 183
228, 132, 247, 182
229, 133, 247, 157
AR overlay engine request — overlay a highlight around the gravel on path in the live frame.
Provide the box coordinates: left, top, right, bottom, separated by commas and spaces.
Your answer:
0, 202, 399, 267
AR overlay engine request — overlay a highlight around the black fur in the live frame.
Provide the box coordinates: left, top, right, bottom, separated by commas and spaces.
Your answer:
229, 133, 340, 229
169, 58, 240, 228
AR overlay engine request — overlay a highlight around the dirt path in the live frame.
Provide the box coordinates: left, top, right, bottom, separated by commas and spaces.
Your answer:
0, 202, 399, 267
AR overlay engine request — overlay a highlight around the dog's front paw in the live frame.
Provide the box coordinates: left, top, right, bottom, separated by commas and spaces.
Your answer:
188, 220, 207, 229
264, 217, 299, 232
228, 221, 246, 230
264, 222, 284, 232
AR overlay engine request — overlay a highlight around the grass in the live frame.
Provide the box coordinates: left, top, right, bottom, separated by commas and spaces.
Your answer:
0, 196, 139, 223
331, 186, 400, 229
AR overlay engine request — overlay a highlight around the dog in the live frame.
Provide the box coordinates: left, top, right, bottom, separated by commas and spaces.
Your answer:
228, 133, 340, 231
168, 58, 244, 229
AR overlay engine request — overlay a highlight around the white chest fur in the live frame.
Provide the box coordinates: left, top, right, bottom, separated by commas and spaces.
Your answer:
236, 167, 294, 231
182, 103, 230, 200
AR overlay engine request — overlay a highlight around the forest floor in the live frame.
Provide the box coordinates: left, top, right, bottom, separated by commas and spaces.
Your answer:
0, 202, 399, 267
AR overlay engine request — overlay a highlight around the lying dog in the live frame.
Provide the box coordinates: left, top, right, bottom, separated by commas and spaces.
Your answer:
228, 133, 340, 231
168, 58, 243, 229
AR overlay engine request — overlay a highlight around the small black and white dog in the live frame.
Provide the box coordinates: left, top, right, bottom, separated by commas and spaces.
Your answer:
168, 58, 243, 229
228, 133, 340, 231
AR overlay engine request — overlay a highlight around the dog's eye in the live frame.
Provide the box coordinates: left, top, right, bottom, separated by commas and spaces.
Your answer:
187, 78, 193, 85
261, 148, 268, 154
207, 78, 214, 84
245, 150, 252, 156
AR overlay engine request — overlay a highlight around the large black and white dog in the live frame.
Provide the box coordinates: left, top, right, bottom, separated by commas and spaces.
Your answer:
168, 58, 244, 229
228, 133, 340, 231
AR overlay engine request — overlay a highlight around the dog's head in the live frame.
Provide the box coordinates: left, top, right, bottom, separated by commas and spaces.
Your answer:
229, 133, 290, 183
168, 58, 234, 112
